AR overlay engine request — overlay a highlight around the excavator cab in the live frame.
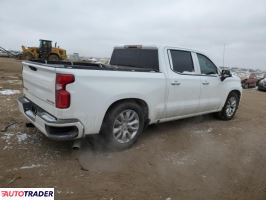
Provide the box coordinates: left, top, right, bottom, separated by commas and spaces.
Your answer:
39, 39, 52, 60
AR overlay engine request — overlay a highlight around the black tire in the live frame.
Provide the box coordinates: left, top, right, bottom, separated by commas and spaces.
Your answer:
100, 102, 145, 150
48, 54, 60, 61
258, 87, 266, 92
215, 92, 240, 120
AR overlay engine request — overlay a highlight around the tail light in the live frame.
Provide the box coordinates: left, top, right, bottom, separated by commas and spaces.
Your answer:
56, 74, 75, 109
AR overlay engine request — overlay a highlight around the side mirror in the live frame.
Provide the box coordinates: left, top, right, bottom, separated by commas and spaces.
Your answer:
221, 70, 232, 81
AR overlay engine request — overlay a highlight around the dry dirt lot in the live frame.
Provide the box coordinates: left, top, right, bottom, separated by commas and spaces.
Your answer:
0, 57, 266, 200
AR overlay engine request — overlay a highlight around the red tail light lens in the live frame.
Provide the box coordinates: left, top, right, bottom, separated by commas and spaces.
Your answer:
56, 74, 75, 109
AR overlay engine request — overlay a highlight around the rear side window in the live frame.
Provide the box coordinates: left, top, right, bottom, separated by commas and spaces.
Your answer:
197, 54, 218, 75
170, 50, 194, 73
110, 48, 159, 71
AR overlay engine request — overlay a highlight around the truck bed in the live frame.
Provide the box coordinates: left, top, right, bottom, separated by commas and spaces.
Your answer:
27, 60, 160, 72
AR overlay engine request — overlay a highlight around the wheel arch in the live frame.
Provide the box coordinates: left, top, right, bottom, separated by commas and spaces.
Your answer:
229, 89, 241, 99
219, 89, 242, 111
103, 98, 150, 124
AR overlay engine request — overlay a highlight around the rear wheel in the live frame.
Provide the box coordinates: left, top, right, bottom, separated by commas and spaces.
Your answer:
48, 54, 60, 61
101, 102, 145, 150
216, 92, 240, 120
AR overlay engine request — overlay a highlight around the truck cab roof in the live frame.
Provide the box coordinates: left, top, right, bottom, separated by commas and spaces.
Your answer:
114, 44, 206, 54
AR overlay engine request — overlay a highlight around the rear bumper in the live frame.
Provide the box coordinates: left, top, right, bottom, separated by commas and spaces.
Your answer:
17, 96, 84, 140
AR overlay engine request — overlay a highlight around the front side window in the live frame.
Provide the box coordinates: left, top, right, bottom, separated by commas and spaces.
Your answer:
170, 50, 194, 73
197, 54, 218, 75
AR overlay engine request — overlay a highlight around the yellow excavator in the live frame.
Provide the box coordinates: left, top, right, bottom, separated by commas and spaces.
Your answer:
21, 39, 67, 61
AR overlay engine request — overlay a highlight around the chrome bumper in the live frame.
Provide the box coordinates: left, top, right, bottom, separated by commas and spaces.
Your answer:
17, 96, 84, 140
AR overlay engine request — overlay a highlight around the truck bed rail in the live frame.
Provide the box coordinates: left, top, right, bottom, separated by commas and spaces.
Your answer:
26, 60, 159, 72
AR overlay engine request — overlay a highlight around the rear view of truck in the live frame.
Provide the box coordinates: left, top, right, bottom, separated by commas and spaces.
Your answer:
18, 62, 84, 140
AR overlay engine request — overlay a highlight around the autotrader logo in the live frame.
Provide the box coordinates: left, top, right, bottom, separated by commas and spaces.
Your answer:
0, 188, 54, 200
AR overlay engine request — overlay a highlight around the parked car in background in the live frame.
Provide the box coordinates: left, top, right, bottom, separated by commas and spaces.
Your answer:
258, 78, 266, 91
257, 73, 266, 84
18, 45, 242, 149
241, 73, 257, 89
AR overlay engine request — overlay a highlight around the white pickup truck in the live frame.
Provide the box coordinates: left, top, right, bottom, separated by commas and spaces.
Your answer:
18, 45, 242, 149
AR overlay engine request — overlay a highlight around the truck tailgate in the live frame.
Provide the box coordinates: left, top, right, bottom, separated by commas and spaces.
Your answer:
22, 62, 57, 114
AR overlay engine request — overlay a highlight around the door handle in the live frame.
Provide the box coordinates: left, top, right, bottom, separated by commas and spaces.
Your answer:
171, 81, 181, 86
202, 81, 210, 85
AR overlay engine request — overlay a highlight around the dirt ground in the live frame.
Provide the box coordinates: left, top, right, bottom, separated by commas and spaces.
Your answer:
0, 57, 266, 200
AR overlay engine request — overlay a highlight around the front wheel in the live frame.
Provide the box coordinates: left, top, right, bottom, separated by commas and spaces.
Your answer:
215, 92, 240, 120
101, 102, 145, 150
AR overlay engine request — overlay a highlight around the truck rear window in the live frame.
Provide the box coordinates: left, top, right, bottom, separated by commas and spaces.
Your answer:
110, 48, 159, 71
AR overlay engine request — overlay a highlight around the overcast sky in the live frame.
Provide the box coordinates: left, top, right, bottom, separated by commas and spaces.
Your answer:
0, 0, 266, 69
